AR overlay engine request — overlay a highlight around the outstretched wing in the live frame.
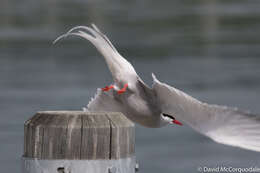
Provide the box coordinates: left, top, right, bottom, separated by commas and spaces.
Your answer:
54, 24, 137, 85
152, 74, 260, 152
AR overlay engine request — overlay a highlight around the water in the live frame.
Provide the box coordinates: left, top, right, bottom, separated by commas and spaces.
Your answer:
1, 0, 260, 172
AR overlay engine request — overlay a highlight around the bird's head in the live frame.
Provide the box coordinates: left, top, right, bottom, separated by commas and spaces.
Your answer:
161, 113, 183, 126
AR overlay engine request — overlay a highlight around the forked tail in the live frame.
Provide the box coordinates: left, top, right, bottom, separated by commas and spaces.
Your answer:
53, 24, 137, 82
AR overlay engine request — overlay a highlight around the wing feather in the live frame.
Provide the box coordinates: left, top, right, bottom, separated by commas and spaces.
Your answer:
86, 88, 125, 113
152, 74, 260, 152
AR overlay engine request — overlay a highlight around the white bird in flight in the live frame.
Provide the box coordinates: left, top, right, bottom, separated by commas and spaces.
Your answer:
54, 24, 260, 152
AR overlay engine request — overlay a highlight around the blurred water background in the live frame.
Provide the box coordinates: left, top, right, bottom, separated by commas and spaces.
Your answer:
1, 0, 260, 172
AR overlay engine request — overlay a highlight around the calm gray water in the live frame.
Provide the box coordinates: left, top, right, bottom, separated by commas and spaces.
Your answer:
1, 0, 260, 172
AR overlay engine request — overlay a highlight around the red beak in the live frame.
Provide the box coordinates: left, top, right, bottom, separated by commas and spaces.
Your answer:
172, 119, 183, 126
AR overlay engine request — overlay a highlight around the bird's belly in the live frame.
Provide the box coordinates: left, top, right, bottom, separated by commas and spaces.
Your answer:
122, 111, 161, 128
121, 93, 162, 127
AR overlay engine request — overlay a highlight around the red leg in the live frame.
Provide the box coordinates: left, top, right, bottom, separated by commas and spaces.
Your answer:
102, 85, 114, 91
117, 84, 128, 94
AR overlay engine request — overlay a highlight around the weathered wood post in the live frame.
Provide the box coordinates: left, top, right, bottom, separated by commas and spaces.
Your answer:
22, 111, 136, 173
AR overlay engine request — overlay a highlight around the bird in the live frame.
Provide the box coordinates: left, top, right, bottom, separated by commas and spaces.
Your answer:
54, 24, 260, 152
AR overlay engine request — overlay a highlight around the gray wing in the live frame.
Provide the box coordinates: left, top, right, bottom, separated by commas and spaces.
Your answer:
86, 78, 154, 116
152, 74, 260, 152
86, 88, 126, 113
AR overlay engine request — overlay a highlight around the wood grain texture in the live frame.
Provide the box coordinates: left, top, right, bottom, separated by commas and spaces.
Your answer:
24, 111, 135, 160
106, 113, 135, 159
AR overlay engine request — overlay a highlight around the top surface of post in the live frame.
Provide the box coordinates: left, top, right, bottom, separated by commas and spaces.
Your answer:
24, 111, 135, 160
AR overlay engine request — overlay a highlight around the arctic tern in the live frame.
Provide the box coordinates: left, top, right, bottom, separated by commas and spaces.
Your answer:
54, 24, 260, 152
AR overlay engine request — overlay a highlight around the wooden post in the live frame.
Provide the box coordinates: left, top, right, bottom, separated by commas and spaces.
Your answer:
22, 111, 136, 173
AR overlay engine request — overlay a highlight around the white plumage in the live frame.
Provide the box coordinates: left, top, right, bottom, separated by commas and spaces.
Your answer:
54, 24, 260, 152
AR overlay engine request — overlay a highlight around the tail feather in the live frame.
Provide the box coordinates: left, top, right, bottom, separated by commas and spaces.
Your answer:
91, 24, 118, 52
53, 24, 137, 83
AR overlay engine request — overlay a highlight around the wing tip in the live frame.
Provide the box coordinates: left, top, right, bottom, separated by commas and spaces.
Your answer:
86, 88, 102, 109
